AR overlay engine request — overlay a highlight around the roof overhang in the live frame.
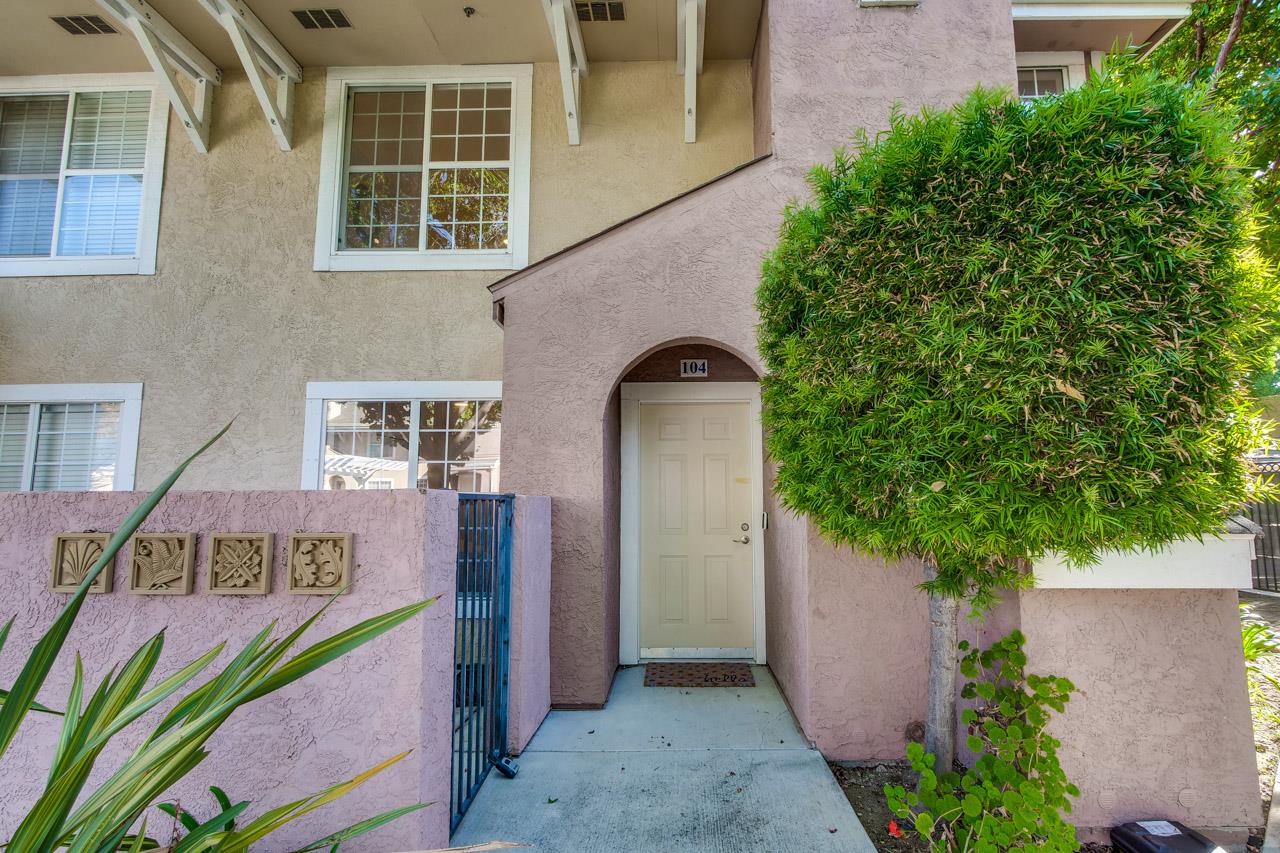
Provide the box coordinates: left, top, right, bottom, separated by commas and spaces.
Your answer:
1012, 1, 1189, 52
0, 0, 760, 76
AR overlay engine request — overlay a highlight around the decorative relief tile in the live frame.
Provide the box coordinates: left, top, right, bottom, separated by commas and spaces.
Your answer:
128, 533, 195, 595
208, 533, 273, 595
50, 533, 113, 594
287, 533, 352, 594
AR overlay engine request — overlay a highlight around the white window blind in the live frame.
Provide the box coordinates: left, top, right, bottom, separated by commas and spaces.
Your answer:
0, 90, 151, 259
0, 400, 123, 492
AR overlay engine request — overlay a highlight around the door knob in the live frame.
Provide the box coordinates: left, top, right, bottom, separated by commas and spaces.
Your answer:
732, 535, 750, 544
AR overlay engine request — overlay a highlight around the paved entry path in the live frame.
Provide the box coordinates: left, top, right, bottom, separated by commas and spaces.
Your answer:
450, 666, 876, 852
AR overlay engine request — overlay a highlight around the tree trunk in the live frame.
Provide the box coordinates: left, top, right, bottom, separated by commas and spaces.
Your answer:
1193, 21, 1206, 63
923, 559, 960, 776
1212, 0, 1249, 79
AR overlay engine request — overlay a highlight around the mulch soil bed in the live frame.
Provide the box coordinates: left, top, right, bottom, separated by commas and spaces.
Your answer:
830, 761, 1268, 853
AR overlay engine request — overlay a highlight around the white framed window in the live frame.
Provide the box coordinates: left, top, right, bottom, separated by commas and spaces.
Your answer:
0, 74, 169, 277
0, 383, 142, 491
313, 66, 532, 273
301, 381, 502, 492
1018, 67, 1067, 101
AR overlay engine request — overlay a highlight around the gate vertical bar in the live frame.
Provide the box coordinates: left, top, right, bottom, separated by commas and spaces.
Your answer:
451, 492, 515, 832
1250, 461, 1280, 593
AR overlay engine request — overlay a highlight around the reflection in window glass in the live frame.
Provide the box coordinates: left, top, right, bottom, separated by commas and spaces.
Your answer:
338, 81, 512, 254
341, 89, 424, 251
320, 398, 500, 491
1018, 68, 1065, 102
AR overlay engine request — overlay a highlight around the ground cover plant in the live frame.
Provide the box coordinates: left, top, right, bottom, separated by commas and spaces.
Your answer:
885, 632, 1078, 853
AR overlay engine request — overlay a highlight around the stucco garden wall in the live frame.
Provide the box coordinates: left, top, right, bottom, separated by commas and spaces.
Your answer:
1021, 587, 1260, 842
0, 489, 458, 852
0, 60, 755, 493
508, 495, 552, 755
814, 544, 1260, 842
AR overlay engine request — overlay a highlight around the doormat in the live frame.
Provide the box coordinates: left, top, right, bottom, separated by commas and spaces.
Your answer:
643, 662, 755, 688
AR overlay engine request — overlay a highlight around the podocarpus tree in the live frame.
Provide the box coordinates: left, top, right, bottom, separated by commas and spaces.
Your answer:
757, 70, 1279, 773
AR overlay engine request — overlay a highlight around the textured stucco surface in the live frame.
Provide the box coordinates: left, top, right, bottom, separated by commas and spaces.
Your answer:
495, 0, 1018, 719
0, 489, 458, 852
1020, 588, 1260, 837
0, 61, 754, 492
508, 495, 552, 755
804, 535, 930, 760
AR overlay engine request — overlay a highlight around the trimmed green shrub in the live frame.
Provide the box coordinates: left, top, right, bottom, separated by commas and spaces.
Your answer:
757, 70, 1280, 604
885, 631, 1079, 852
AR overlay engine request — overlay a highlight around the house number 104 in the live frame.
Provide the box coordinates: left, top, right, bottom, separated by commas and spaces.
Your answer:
680, 359, 709, 378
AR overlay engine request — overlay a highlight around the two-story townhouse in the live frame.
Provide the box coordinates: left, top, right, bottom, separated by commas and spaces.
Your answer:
1, 0, 1262, 846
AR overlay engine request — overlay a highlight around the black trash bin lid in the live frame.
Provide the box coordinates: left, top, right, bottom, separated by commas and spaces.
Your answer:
1110, 820, 1226, 853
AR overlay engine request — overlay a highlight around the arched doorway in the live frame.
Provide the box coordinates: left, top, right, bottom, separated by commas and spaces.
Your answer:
615, 342, 765, 665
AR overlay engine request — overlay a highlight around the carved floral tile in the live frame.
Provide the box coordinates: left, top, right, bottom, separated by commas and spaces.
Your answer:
50, 533, 113, 594
287, 533, 352, 594
208, 533, 273, 595
128, 533, 195, 595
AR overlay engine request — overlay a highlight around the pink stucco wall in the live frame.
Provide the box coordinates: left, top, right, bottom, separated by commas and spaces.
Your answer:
508, 495, 552, 755
1021, 588, 1260, 841
489, 0, 1260, 843
494, 0, 1018, 716
804, 536, 931, 759
0, 490, 457, 852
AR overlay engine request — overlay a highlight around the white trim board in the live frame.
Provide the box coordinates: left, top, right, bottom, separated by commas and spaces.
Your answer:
0, 382, 143, 490
1011, 3, 1189, 20
1034, 534, 1255, 589
300, 379, 503, 489
619, 381, 766, 665
312, 64, 533, 273
0, 74, 169, 278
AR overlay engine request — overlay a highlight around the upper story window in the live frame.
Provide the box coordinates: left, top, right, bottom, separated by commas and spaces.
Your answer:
1018, 67, 1066, 102
0, 75, 168, 277
0, 383, 142, 491
302, 381, 503, 492
313, 66, 532, 272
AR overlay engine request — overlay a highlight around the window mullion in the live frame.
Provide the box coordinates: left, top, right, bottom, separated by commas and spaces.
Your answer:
48, 93, 76, 260
408, 400, 421, 490
21, 404, 39, 491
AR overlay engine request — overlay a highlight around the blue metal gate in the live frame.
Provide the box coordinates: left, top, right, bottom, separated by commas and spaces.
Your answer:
451, 493, 514, 831
1249, 461, 1280, 593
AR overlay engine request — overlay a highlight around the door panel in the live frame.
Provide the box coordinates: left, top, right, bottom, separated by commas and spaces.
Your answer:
640, 402, 754, 653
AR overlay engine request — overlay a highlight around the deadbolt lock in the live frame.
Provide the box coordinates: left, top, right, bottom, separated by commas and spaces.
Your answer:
740, 522, 750, 531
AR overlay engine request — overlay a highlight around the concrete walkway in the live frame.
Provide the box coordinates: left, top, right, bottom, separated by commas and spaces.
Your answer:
450, 666, 876, 852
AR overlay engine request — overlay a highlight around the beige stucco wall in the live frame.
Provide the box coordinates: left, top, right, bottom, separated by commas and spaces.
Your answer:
0, 61, 753, 490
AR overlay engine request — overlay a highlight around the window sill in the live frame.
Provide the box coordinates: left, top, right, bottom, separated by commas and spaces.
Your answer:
313, 251, 520, 273
0, 256, 152, 278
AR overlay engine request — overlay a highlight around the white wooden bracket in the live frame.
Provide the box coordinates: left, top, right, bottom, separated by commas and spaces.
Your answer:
543, 0, 589, 145
197, 0, 302, 151
96, 0, 222, 153
676, 0, 705, 143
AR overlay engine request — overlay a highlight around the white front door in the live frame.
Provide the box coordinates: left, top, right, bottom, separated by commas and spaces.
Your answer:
638, 400, 756, 657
